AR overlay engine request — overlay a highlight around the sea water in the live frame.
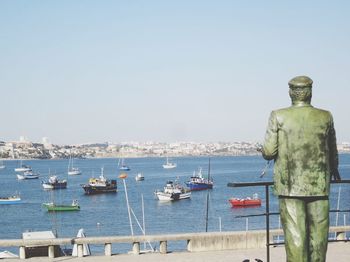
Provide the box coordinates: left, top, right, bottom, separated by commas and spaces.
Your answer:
0, 155, 349, 254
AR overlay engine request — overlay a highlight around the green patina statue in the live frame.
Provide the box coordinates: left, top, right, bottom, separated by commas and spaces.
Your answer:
260, 76, 341, 262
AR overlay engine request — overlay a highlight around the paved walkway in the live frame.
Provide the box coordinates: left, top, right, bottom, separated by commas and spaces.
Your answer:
1, 243, 349, 262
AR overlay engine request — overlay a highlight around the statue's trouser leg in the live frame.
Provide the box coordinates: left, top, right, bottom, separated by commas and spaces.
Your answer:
279, 197, 308, 262
307, 198, 329, 262
279, 197, 329, 262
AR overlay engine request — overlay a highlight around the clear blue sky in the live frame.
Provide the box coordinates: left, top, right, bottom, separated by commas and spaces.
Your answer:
1, 1, 349, 145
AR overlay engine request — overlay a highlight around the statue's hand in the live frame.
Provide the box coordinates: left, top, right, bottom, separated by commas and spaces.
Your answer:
331, 169, 341, 181
255, 143, 263, 152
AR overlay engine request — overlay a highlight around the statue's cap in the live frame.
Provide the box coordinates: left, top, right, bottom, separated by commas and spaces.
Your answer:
288, 76, 313, 88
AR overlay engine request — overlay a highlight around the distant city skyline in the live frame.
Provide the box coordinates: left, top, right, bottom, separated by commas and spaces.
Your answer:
1, 1, 350, 144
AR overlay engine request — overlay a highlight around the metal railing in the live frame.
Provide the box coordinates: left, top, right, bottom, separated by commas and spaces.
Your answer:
227, 179, 350, 262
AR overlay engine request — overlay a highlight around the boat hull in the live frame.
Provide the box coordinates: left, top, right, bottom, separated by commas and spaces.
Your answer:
17, 174, 39, 180
68, 170, 81, 176
0, 197, 21, 204
229, 198, 262, 207
43, 203, 80, 212
162, 165, 176, 169
185, 182, 213, 191
155, 191, 191, 201
82, 185, 117, 195
42, 181, 67, 189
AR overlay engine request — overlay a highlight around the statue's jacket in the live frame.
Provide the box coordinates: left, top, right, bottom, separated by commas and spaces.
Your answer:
262, 103, 338, 197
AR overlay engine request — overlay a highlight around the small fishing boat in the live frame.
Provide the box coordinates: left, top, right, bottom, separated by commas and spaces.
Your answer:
229, 193, 262, 208
135, 173, 144, 181
162, 157, 177, 169
17, 171, 39, 180
81, 167, 117, 194
185, 167, 213, 191
0, 194, 21, 204
42, 175, 67, 189
42, 199, 80, 212
155, 181, 191, 201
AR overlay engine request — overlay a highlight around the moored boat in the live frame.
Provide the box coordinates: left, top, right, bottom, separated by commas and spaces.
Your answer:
67, 154, 82, 175
42, 175, 67, 189
185, 167, 213, 191
135, 173, 144, 181
118, 158, 130, 171
0, 194, 21, 204
81, 167, 117, 194
162, 157, 176, 169
155, 181, 191, 201
42, 199, 80, 212
17, 171, 39, 180
229, 193, 262, 207
14, 161, 32, 172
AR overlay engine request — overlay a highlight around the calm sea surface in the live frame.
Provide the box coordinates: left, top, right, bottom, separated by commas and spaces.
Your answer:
1, 155, 350, 254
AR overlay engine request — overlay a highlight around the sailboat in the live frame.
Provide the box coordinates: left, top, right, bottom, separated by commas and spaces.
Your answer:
67, 155, 81, 175
162, 157, 177, 169
0, 160, 5, 170
14, 160, 32, 172
118, 158, 130, 171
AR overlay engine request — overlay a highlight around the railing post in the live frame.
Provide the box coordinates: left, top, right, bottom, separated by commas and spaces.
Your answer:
160, 240, 167, 254
265, 184, 270, 262
104, 243, 112, 256
77, 244, 84, 257
48, 245, 55, 258
132, 242, 140, 255
187, 239, 192, 251
19, 246, 26, 259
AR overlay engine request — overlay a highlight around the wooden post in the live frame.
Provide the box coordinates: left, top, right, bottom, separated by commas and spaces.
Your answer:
105, 243, 112, 256
19, 246, 26, 259
48, 245, 55, 258
160, 241, 167, 254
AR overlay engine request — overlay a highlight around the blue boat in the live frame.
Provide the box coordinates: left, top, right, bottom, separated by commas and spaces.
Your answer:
118, 158, 130, 171
185, 167, 213, 191
0, 195, 21, 204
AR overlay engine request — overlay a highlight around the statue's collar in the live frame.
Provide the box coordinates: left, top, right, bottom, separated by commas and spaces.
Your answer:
292, 101, 312, 107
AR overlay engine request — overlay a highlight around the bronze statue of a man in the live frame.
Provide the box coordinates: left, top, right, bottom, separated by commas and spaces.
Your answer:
260, 76, 341, 262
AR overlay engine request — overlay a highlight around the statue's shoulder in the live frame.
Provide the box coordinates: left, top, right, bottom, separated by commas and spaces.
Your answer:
272, 107, 292, 115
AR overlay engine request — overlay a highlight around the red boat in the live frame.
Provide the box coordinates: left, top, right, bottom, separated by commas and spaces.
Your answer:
229, 193, 261, 208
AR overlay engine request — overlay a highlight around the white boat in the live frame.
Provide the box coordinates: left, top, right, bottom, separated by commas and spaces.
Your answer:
162, 157, 177, 169
155, 181, 191, 201
14, 160, 32, 172
42, 175, 67, 189
67, 155, 81, 175
135, 173, 144, 181
17, 171, 39, 180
